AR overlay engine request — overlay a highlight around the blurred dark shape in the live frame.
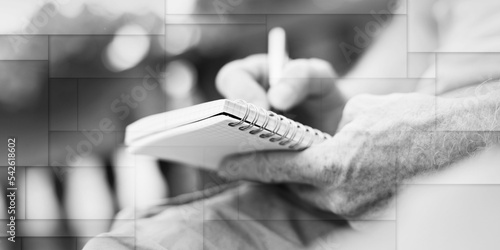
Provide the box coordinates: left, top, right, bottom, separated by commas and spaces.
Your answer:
0, 1, 168, 243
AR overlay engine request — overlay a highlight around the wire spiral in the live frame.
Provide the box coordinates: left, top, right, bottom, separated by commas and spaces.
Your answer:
227, 100, 329, 149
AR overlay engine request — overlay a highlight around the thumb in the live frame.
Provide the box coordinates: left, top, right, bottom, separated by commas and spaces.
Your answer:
267, 58, 337, 110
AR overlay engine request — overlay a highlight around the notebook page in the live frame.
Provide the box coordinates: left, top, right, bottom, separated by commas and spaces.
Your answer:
129, 114, 293, 169
127, 99, 331, 169
126, 100, 227, 144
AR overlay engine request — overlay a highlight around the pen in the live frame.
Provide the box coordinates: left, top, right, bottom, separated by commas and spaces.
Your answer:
268, 27, 289, 88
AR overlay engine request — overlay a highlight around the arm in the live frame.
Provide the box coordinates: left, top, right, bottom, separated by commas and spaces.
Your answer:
217, 0, 500, 219
221, 91, 500, 219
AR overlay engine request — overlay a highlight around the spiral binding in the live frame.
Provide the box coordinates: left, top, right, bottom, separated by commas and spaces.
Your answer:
228, 100, 328, 149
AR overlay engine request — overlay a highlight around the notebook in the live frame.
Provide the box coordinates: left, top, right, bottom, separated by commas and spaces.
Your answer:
125, 99, 331, 169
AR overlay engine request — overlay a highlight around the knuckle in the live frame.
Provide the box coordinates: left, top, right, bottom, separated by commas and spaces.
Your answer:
386, 92, 406, 100
286, 59, 311, 73
308, 58, 335, 76
308, 57, 329, 65
347, 94, 381, 107
343, 94, 379, 118
241, 54, 268, 74
244, 53, 267, 62
216, 60, 243, 89
345, 94, 368, 108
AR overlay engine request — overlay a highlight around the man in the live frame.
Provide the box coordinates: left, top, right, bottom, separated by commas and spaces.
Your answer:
85, 0, 500, 249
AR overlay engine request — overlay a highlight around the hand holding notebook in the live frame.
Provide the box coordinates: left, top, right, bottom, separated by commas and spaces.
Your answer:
125, 99, 331, 169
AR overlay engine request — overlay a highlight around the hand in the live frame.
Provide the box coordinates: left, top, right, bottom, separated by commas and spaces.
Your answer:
216, 54, 345, 134
219, 93, 492, 219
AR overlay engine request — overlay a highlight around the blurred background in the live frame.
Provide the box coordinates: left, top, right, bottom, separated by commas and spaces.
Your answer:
0, 0, 396, 249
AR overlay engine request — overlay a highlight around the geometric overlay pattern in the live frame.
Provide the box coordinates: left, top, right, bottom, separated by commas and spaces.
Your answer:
1, 0, 500, 249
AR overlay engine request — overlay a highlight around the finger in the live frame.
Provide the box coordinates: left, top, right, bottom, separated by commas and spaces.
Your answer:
218, 143, 340, 187
216, 54, 270, 109
268, 58, 337, 110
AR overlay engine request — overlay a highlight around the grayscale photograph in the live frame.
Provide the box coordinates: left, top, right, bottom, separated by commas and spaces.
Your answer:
1, 0, 500, 249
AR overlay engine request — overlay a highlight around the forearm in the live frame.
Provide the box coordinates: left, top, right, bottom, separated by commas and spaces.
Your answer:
400, 93, 500, 178
330, 0, 500, 217
320, 92, 500, 218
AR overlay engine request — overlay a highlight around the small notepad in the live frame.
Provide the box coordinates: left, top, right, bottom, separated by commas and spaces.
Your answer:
125, 99, 331, 169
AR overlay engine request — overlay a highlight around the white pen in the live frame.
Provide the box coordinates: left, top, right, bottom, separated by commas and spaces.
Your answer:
268, 27, 289, 88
